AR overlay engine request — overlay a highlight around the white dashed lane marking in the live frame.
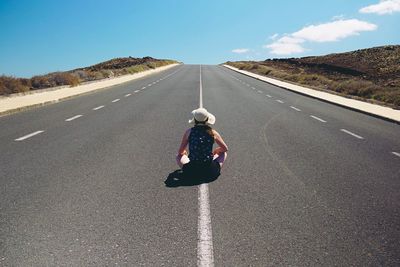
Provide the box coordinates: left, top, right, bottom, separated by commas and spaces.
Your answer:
112, 99, 120, 103
257, 90, 263, 94
310, 115, 327, 123
290, 106, 301, 111
341, 129, 364, 139
276, 100, 284, 103
65, 115, 83, 122
266, 94, 272, 98
15, 130, 44, 141
93, 105, 105, 110
135, 90, 141, 93
125, 93, 131, 97
392, 152, 400, 158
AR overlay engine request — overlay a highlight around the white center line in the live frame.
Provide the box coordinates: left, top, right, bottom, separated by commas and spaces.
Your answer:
93, 105, 105, 110
266, 94, 272, 98
310, 115, 327, 123
276, 100, 284, 103
65, 115, 83, 122
392, 152, 400, 158
199, 65, 203, 108
135, 90, 141, 93
197, 65, 214, 267
125, 93, 131, 97
290, 106, 301, 111
198, 184, 214, 267
341, 129, 364, 139
15, 130, 44, 141
112, 99, 120, 103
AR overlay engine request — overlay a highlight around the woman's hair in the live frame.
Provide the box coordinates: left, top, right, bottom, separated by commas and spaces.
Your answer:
194, 119, 214, 138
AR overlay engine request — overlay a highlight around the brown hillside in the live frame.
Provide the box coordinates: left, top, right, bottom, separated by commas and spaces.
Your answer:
80, 56, 161, 71
292, 45, 400, 83
226, 45, 400, 108
0, 57, 177, 95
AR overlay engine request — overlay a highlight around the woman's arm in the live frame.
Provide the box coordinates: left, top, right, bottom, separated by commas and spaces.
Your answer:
177, 129, 191, 155
213, 130, 229, 154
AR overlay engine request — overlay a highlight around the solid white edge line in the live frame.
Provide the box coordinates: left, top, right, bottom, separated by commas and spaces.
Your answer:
15, 130, 44, 141
310, 115, 327, 123
391, 152, 400, 157
65, 115, 83, 122
290, 106, 301, 111
112, 99, 120, 103
197, 65, 214, 267
93, 105, 105, 110
341, 129, 364, 139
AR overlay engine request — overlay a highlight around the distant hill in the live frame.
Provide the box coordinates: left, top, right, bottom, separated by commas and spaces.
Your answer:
0, 57, 178, 95
226, 45, 400, 108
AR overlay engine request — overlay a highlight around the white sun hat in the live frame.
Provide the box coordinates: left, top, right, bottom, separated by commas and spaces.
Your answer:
188, 108, 216, 125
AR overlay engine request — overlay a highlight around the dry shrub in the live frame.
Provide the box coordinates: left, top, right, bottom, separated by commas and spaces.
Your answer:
0, 76, 30, 95
52, 72, 80, 87
31, 75, 51, 89
373, 88, 400, 106
146, 62, 157, 69
334, 80, 379, 97
238, 63, 253, 70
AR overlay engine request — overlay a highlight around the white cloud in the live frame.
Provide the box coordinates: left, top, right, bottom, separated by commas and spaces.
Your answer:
292, 19, 377, 42
264, 19, 377, 55
269, 33, 279, 40
360, 0, 400, 15
232, 48, 249, 54
332, 14, 345, 20
264, 36, 305, 55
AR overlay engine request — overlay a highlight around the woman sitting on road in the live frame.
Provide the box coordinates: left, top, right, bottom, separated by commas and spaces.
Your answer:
176, 108, 228, 176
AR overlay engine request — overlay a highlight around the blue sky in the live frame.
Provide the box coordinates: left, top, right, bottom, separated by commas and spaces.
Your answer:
0, 0, 399, 77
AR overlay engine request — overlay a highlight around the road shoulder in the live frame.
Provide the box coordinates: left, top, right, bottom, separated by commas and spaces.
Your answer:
0, 63, 180, 117
223, 64, 400, 123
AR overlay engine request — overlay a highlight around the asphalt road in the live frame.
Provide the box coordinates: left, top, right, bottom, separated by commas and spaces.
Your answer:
1, 64, 399, 266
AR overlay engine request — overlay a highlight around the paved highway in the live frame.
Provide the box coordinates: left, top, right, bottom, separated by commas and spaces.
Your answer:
1, 65, 399, 266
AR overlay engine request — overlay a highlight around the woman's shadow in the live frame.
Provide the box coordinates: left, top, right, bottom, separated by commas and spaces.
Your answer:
164, 169, 220, 187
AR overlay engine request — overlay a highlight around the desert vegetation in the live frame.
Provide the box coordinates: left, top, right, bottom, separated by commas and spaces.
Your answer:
226, 45, 400, 108
0, 57, 177, 96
